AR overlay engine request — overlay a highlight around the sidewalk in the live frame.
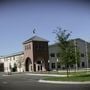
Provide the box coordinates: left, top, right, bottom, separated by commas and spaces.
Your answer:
38, 79, 90, 84
26, 73, 68, 77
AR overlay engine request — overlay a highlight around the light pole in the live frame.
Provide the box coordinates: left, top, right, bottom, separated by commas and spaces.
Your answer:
74, 40, 78, 72
41, 60, 42, 72
57, 58, 59, 72
48, 60, 50, 71
85, 41, 88, 73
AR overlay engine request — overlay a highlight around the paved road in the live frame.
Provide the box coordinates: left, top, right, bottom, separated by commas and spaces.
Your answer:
0, 73, 90, 90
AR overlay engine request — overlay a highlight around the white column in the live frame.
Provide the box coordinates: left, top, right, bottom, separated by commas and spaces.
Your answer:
36, 64, 38, 72
29, 64, 32, 72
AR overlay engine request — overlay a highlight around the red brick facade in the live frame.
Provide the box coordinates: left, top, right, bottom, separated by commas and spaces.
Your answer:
23, 36, 49, 72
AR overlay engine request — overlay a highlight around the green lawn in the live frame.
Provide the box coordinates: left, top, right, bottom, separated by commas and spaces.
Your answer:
44, 74, 90, 82
40, 71, 90, 75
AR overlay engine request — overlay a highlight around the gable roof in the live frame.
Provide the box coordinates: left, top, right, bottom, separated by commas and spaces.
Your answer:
23, 35, 48, 44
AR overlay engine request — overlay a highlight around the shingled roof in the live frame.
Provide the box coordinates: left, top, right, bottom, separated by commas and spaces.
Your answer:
23, 35, 48, 44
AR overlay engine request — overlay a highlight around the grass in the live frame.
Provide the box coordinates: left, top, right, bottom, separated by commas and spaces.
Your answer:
44, 74, 90, 82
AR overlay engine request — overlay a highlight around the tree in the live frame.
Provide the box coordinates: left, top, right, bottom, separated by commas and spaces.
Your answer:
54, 27, 80, 77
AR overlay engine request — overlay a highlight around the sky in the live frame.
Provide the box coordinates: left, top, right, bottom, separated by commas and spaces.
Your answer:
0, 0, 90, 55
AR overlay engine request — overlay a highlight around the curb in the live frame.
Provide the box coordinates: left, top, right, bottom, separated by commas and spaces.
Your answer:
26, 73, 69, 77
38, 80, 90, 84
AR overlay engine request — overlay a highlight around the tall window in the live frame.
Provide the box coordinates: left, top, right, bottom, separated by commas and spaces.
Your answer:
81, 53, 84, 57
52, 63, 55, 69
82, 62, 85, 67
50, 53, 55, 57
25, 44, 31, 50
35, 44, 46, 51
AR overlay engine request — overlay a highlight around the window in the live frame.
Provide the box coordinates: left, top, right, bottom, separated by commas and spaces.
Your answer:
37, 61, 41, 64
35, 44, 46, 51
52, 63, 55, 69
25, 44, 31, 50
81, 53, 84, 57
25, 46, 27, 50
28, 44, 31, 49
50, 53, 55, 57
82, 62, 85, 67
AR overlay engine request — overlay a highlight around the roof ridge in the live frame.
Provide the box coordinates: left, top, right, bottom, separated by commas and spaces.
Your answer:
23, 35, 48, 44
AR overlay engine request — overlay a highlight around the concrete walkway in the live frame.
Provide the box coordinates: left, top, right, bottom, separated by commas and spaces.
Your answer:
39, 80, 90, 84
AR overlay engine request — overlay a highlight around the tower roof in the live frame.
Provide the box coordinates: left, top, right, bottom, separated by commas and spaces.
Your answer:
23, 35, 48, 44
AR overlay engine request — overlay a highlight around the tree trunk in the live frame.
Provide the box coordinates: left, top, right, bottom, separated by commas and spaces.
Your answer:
66, 64, 69, 78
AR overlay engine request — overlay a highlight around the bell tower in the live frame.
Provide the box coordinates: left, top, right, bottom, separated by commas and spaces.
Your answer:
23, 35, 49, 72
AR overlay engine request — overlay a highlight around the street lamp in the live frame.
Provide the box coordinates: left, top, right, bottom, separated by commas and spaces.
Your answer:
74, 40, 78, 72
41, 60, 42, 71
57, 58, 59, 72
48, 60, 50, 71
85, 41, 88, 73
48, 60, 50, 63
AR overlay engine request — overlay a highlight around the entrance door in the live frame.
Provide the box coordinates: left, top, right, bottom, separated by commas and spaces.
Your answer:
25, 57, 32, 71
0, 63, 4, 72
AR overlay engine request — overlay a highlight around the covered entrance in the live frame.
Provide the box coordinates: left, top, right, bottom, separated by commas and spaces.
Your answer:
25, 57, 32, 72
35, 59, 46, 72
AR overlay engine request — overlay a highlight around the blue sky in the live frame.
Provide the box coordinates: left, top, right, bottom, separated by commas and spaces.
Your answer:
0, 0, 90, 55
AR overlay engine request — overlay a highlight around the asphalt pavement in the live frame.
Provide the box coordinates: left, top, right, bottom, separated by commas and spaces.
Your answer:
0, 72, 90, 90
